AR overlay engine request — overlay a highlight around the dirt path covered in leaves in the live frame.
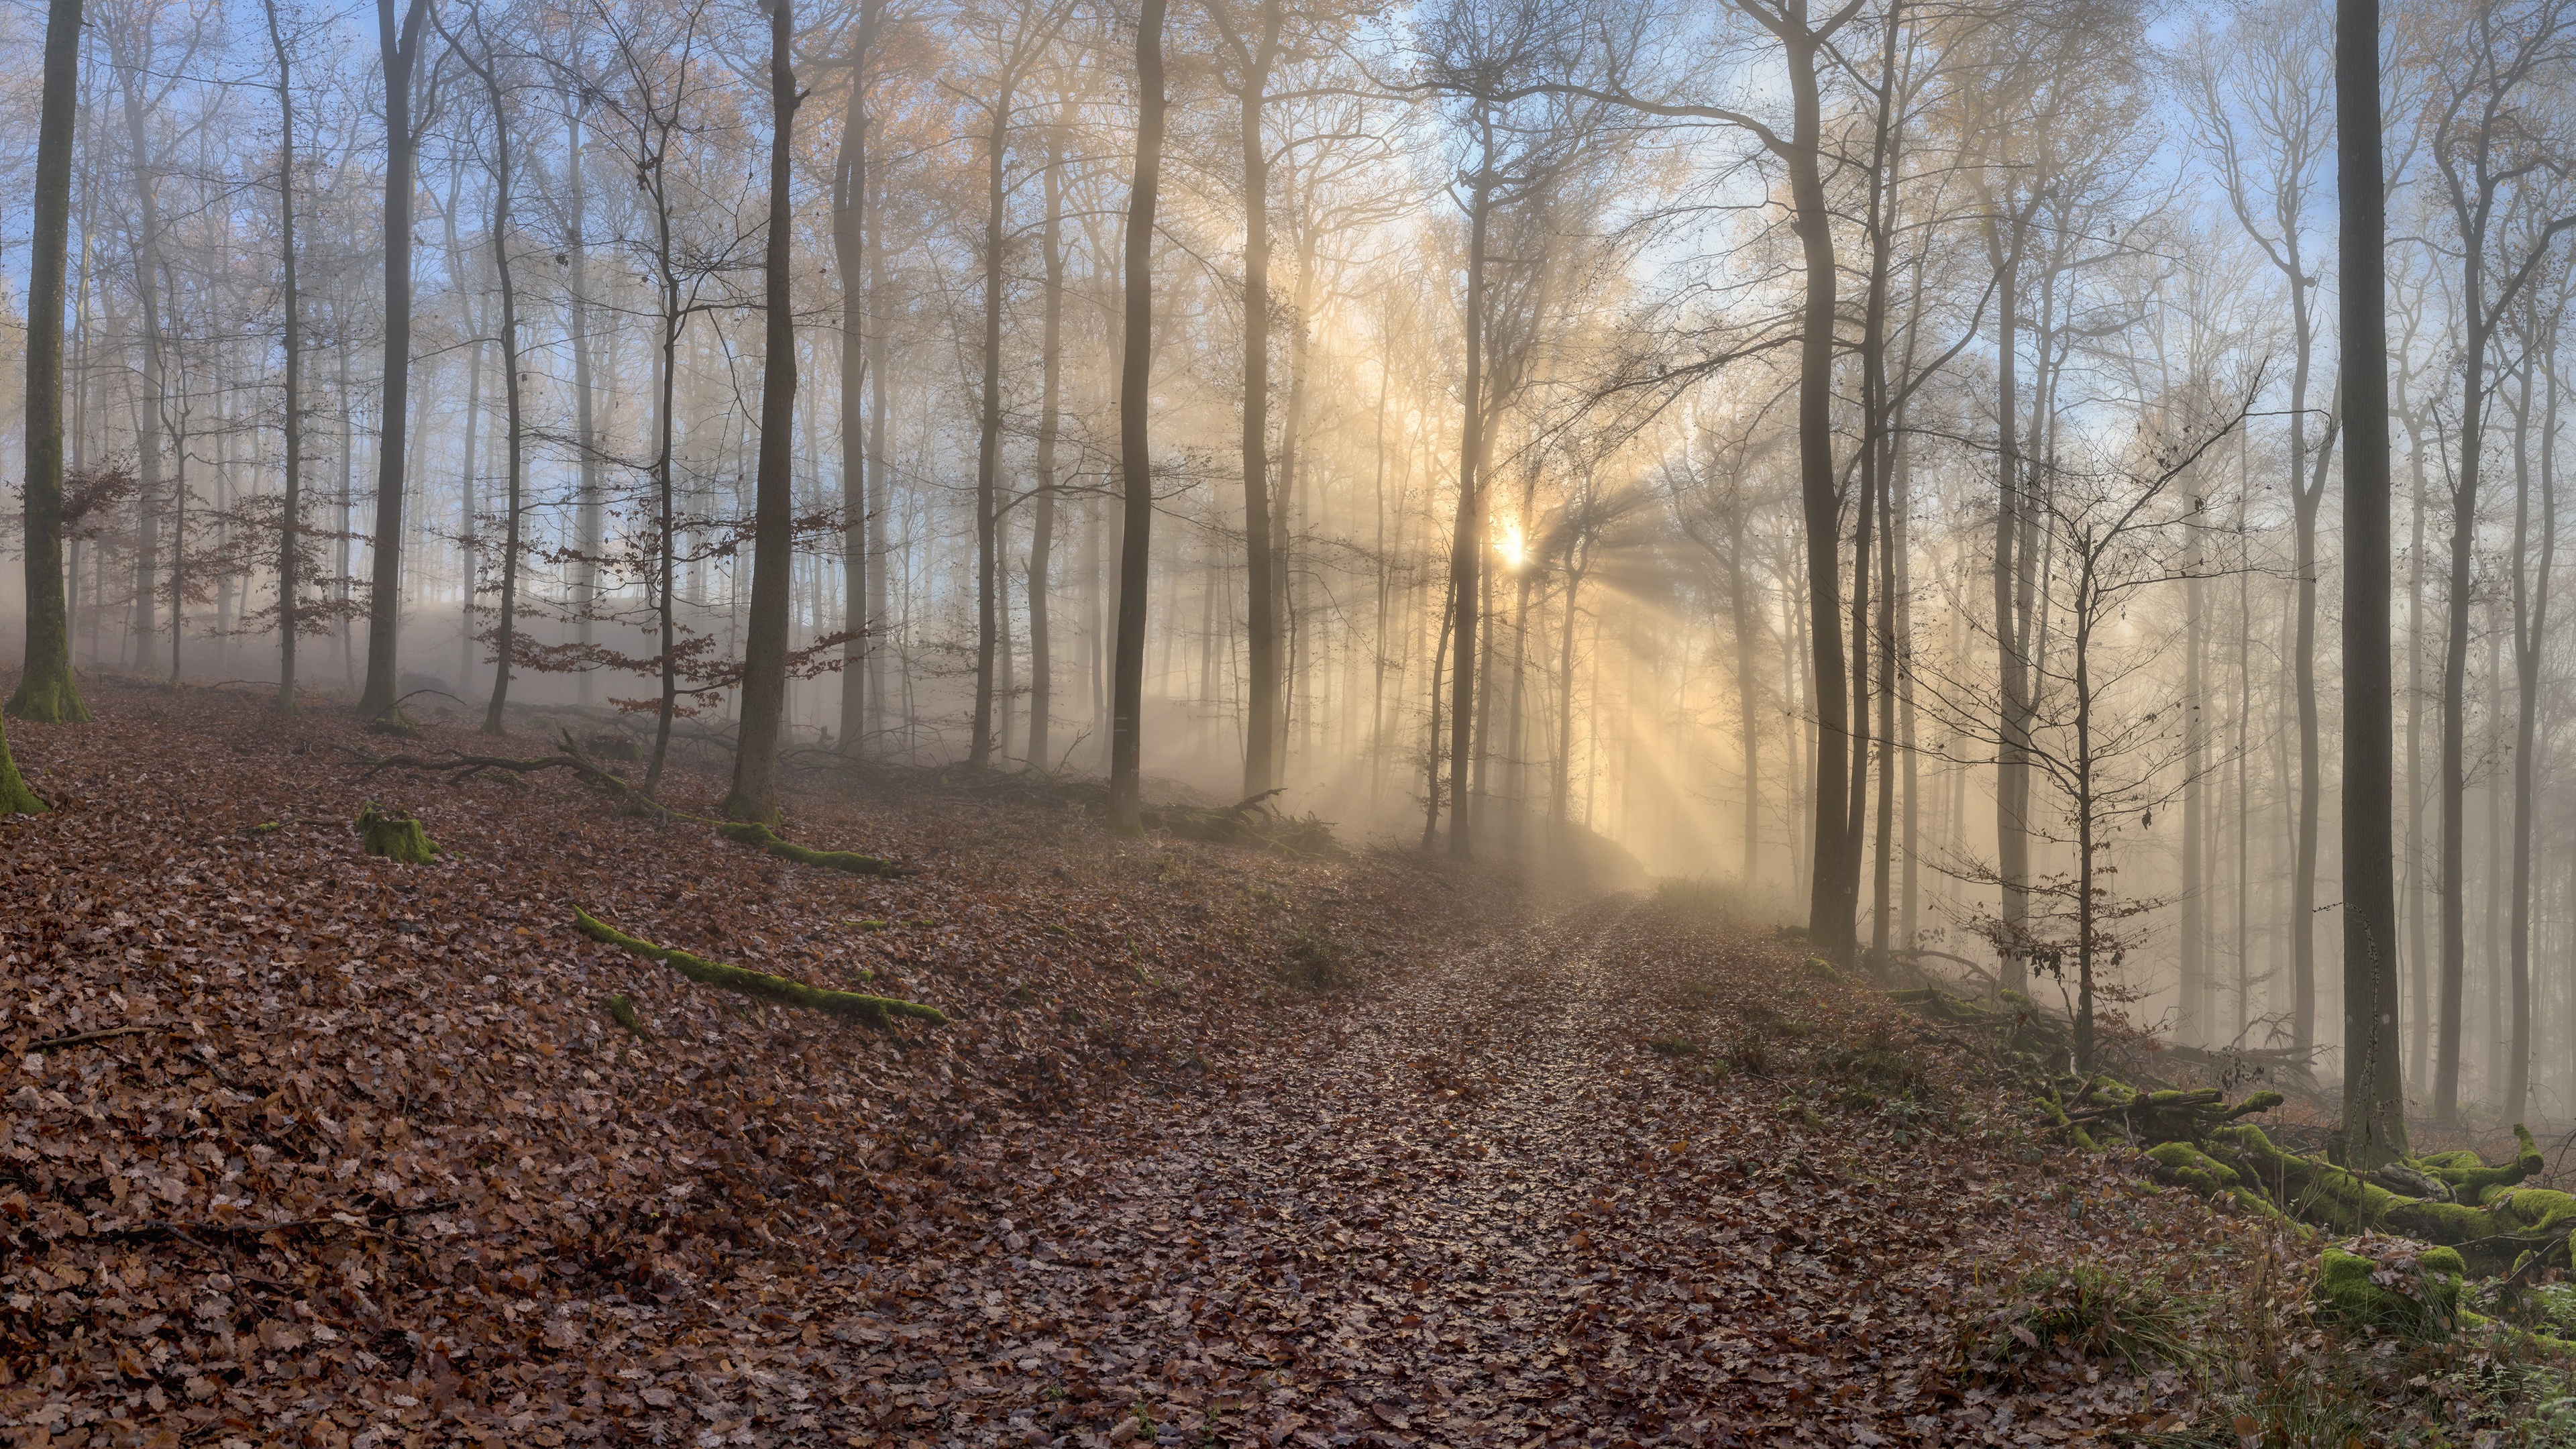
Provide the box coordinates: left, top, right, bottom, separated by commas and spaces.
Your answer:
821, 903, 2229, 1449
0, 683, 2261, 1449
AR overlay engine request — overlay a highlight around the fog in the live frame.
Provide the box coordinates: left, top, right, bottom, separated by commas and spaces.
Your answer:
1, 0, 2567, 1129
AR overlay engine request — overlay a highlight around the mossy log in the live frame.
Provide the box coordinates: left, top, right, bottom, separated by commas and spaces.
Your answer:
2069, 1067, 2569, 1281
358, 802, 439, 863
2051, 1076, 2286, 1146
573, 908, 946, 1028
717, 820, 908, 877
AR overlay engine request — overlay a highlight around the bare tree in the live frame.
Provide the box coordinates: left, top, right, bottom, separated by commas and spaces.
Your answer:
723, 0, 805, 823
9, 0, 90, 731
1108, 0, 1168, 833
2417, 0, 2576, 1124
357, 0, 439, 721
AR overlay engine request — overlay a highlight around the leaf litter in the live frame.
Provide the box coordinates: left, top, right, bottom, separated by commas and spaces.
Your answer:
0, 680, 2465, 1446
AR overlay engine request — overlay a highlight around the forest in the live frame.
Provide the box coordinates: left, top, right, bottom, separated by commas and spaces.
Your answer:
14, 0, 2576, 1440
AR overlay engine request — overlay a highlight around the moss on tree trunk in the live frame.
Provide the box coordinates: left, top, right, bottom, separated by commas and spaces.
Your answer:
0, 731, 43, 817
573, 908, 945, 1027
6, 663, 87, 726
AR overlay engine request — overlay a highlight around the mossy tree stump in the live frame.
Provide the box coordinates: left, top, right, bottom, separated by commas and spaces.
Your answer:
358, 802, 439, 863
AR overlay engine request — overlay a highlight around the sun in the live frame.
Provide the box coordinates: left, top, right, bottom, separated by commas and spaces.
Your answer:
1495, 519, 1529, 570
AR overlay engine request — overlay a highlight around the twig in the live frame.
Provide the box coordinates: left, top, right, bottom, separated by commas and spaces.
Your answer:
25, 1024, 186, 1053
90, 1197, 464, 1244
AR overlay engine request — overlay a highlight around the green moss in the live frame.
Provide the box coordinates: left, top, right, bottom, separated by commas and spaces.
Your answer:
4, 665, 87, 725
2413, 1125, 2544, 1197
2148, 1141, 2244, 1197
606, 994, 648, 1037
573, 908, 946, 1028
2316, 1244, 2465, 1339
1646, 1036, 1700, 1057
718, 820, 908, 877
0, 735, 42, 817
358, 802, 439, 863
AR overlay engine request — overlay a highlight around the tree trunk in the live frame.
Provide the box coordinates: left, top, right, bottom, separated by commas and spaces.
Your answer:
723, 0, 802, 823
831, 40, 873, 755
567, 89, 602, 708
116, 47, 168, 677
1236, 30, 1281, 799
1028, 104, 1069, 773
1445, 111, 1495, 861
265, 0, 301, 714
2338, 0, 2406, 1163
969, 89, 1012, 771
2436, 276, 2483, 1122
2506, 339, 2556, 1124
1108, 0, 1167, 833
8, 0, 89, 729
2287, 247, 2322, 1060
455, 15, 525, 737
1784, 25, 1851, 961
359, 0, 433, 720
1987, 197, 2031, 994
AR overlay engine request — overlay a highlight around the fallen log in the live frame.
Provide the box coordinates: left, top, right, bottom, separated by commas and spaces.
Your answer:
716, 820, 908, 877
572, 908, 947, 1028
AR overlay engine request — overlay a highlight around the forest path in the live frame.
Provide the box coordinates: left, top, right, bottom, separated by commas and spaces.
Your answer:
823, 895, 2143, 1448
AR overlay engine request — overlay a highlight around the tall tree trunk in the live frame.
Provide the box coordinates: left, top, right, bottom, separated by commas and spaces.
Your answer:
969, 89, 1012, 770
1731, 481, 1760, 887
265, 0, 301, 714
2404, 382, 2431, 1083
2506, 340, 2556, 1124
2437, 284, 2489, 1124
2182, 492, 2206, 1042
866, 160, 892, 749
566, 88, 602, 707
9, 0, 88, 731
2338, 0, 2406, 1163
1986, 197, 2031, 993
1236, 25, 1281, 798
447, 11, 525, 735
1446, 111, 1495, 861
722, 0, 801, 823
1782, 20, 1851, 958
360, 0, 434, 720
447, 170, 484, 694
1108, 0, 1167, 833
831, 18, 879, 755
116, 50, 168, 675
1028, 104, 1069, 772
2287, 252, 2322, 1060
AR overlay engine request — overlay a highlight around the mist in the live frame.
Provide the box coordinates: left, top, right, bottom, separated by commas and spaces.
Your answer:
1, 0, 2567, 1130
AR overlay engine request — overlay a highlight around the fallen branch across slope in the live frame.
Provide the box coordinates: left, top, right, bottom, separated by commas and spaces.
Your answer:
571, 908, 948, 1028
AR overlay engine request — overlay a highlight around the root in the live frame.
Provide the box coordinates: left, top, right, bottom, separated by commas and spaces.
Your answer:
572, 908, 947, 1028
717, 820, 908, 877
358, 802, 439, 864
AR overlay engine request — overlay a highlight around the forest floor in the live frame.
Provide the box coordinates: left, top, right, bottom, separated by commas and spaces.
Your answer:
0, 677, 2555, 1448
